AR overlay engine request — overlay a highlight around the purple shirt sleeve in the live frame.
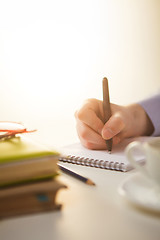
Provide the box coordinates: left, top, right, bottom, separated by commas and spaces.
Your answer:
138, 94, 160, 136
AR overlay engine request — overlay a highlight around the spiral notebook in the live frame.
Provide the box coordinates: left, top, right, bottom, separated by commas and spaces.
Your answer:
59, 137, 148, 172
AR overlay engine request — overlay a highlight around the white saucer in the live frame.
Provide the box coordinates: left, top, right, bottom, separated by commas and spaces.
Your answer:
118, 173, 160, 212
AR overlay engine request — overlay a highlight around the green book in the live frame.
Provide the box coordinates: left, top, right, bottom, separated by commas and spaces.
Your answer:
0, 136, 60, 187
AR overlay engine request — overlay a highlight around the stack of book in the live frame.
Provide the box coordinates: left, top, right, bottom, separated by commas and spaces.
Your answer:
0, 136, 67, 219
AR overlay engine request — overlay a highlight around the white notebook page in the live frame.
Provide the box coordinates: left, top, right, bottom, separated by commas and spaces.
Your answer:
59, 137, 152, 172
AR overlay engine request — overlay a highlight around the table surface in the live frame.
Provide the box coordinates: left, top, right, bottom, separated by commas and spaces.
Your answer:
0, 161, 160, 240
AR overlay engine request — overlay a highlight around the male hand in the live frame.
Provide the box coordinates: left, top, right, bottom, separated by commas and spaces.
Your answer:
75, 98, 154, 150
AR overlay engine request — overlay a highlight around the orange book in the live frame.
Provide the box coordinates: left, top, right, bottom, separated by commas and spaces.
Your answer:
0, 178, 67, 219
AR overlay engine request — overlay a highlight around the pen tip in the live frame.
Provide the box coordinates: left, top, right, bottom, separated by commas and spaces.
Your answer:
108, 151, 111, 154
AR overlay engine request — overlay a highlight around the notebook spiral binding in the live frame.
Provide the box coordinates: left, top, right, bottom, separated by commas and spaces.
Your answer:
59, 155, 126, 172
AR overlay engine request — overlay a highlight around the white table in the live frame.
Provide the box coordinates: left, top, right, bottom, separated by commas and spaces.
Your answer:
0, 162, 160, 240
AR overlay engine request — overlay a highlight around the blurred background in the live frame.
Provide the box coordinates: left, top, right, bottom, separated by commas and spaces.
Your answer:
0, 0, 160, 148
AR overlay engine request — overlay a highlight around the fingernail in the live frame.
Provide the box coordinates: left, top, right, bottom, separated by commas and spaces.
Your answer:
102, 128, 114, 139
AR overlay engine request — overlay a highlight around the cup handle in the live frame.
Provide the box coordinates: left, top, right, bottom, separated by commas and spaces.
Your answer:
125, 141, 148, 177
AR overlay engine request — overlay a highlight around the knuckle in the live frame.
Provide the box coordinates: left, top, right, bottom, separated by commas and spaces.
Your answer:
83, 141, 95, 150
80, 128, 89, 140
86, 98, 96, 104
76, 109, 85, 121
114, 112, 124, 123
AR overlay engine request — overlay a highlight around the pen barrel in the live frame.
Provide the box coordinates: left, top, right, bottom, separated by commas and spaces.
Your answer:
102, 77, 112, 152
58, 164, 88, 183
102, 77, 111, 123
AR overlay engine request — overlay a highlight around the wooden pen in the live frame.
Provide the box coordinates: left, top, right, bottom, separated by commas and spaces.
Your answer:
102, 77, 112, 152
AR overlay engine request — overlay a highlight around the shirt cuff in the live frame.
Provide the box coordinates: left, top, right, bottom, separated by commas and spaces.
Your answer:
138, 94, 160, 136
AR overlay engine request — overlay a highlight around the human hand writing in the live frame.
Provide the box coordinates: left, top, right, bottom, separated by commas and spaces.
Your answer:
75, 98, 154, 150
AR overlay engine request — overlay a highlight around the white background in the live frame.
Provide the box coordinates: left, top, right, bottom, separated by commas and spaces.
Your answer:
0, 0, 160, 148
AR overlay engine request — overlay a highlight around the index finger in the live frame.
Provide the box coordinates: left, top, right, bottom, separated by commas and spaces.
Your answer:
75, 105, 104, 135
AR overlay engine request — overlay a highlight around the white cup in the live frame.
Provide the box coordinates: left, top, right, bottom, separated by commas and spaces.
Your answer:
125, 138, 160, 187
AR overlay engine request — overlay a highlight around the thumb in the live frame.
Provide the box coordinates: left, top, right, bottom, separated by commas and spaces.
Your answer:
101, 113, 125, 140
